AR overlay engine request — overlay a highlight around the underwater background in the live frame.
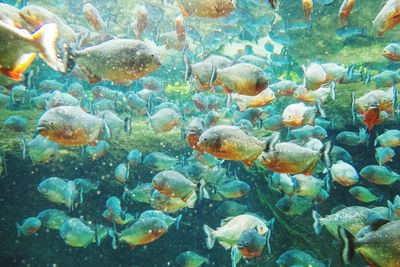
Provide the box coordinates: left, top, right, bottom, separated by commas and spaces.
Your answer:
0, 0, 400, 266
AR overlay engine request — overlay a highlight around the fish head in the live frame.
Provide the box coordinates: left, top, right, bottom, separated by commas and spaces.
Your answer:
19, 5, 46, 28
135, 45, 161, 72
197, 130, 221, 153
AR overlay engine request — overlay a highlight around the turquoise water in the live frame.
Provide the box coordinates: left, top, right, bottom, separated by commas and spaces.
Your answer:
0, 0, 400, 266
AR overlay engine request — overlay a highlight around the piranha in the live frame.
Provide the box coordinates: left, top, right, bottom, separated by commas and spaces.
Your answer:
383, 43, 400, 61
281, 102, 325, 127
277, 249, 328, 267
0, 21, 62, 81
37, 106, 104, 146
36, 208, 70, 230
16, 217, 41, 237
237, 228, 266, 258
59, 218, 96, 247
215, 63, 270, 96
349, 186, 379, 203
143, 152, 178, 171
375, 129, 400, 147
138, 210, 182, 231
152, 170, 206, 208
175, 251, 209, 267
83, 3, 107, 33
312, 206, 378, 239
258, 133, 332, 175
151, 190, 189, 213
359, 164, 400, 185
65, 39, 161, 84
339, 0, 356, 27
176, 0, 236, 18
110, 217, 168, 248
148, 108, 180, 133
302, 63, 326, 90
197, 125, 271, 166
203, 214, 272, 250
231, 88, 275, 111
37, 177, 78, 209
373, 0, 400, 36
339, 219, 400, 267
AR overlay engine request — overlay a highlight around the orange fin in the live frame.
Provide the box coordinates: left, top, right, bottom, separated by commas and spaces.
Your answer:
0, 53, 36, 81
243, 160, 253, 167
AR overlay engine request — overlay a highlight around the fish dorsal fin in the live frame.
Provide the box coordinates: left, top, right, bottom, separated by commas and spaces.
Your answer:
367, 213, 391, 231
220, 217, 234, 226
330, 204, 347, 214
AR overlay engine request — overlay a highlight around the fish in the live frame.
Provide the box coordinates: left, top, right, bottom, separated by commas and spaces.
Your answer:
112, 217, 168, 248
329, 160, 359, 186
216, 201, 248, 218
143, 152, 178, 171
127, 149, 142, 167
65, 39, 161, 84
269, 80, 297, 97
19, 5, 79, 45
281, 102, 324, 127
123, 182, 154, 204
339, 0, 356, 27
375, 146, 395, 165
335, 27, 367, 40
175, 251, 209, 267
133, 4, 148, 39
36, 208, 70, 230
151, 189, 188, 213
176, 0, 236, 18
37, 106, 104, 146
197, 125, 269, 166
374, 129, 400, 148
37, 177, 78, 209
152, 170, 203, 208
21, 134, 59, 164
276, 195, 313, 216
258, 133, 331, 175
215, 63, 270, 96
203, 214, 271, 250
237, 228, 266, 258
0, 21, 62, 81
312, 206, 379, 238
148, 108, 180, 133
232, 88, 275, 111
204, 110, 220, 128
16, 217, 41, 237
102, 196, 134, 225
186, 117, 205, 151
277, 249, 328, 267
383, 43, 400, 61
214, 180, 250, 200
138, 210, 182, 230
339, 219, 400, 266
359, 165, 400, 185
4, 115, 27, 132
303, 0, 313, 22
85, 140, 110, 160
83, 3, 107, 33
336, 128, 368, 146
349, 186, 379, 203
302, 63, 326, 90
59, 218, 96, 247
373, 0, 400, 36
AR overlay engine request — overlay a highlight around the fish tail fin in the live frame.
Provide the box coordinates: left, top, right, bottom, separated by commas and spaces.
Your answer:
312, 210, 323, 234
330, 81, 336, 100
63, 44, 78, 74
95, 224, 101, 246
266, 218, 275, 254
183, 54, 191, 82
323, 172, 331, 193
186, 192, 197, 208
264, 132, 280, 152
338, 227, 355, 265
315, 99, 326, 118
16, 223, 21, 238
388, 200, 395, 218
19, 133, 26, 160
351, 92, 357, 125
107, 228, 119, 250
203, 225, 216, 249
209, 60, 217, 87
374, 132, 379, 147
32, 23, 64, 72
175, 214, 182, 231
321, 141, 332, 168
